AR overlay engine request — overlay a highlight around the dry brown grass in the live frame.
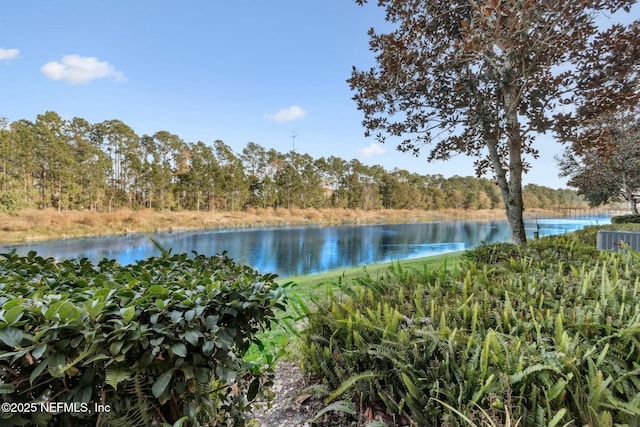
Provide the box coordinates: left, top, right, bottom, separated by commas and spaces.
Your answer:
0, 207, 513, 244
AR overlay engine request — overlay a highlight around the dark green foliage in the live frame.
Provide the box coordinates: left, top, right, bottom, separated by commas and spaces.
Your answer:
0, 248, 290, 426
300, 236, 640, 426
612, 214, 640, 224
463, 235, 601, 267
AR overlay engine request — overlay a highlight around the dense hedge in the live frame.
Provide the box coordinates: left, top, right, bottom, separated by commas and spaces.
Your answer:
300, 236, 640, 426
0, 248, 290, 426
611, 214, 640, 224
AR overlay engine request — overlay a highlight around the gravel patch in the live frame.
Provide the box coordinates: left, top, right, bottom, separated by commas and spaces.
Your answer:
251, 362, 322, 427
251, 362, 360, 427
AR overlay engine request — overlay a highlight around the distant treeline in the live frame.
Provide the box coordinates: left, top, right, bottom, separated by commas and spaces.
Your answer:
0, 111, 583, 213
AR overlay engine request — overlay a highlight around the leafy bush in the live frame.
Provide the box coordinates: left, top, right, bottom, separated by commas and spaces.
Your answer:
0, 248, 290, 426
300, 236, 640, 426
464, 234, 601, 267
611, 214, 640, 224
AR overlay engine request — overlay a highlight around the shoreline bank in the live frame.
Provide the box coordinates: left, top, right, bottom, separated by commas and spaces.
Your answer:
0, 206, 614, 245
279, 250, 465, 284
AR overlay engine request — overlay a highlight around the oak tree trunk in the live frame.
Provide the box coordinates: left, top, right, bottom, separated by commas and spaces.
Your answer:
503, 82, 527, 244
485, 77, 527, 244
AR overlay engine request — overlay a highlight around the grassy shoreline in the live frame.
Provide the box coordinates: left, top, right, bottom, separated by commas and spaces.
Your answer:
0, 206, 606, 245
1, 207, 507, 244
247, 251, 465, 364
279, 250, 464, 290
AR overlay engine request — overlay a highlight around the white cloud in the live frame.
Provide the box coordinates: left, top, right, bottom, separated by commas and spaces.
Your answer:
264, 105, 307, 123
41, 54, 125, 84
358, 143, 387, 157
0, 48, 20, 60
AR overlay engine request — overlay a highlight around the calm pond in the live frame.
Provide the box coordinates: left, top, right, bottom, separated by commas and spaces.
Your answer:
0, 216, 608, 278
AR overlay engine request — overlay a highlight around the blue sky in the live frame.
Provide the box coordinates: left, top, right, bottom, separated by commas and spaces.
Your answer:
1, 1, 637, 189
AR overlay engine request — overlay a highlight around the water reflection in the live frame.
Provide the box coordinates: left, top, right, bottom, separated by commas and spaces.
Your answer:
0, 216, 608, 278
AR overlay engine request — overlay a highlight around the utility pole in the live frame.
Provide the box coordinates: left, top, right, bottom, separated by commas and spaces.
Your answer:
291, 131, 298, 153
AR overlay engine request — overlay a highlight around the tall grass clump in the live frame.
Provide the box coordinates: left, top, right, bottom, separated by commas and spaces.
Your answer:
299, 236, 640, 426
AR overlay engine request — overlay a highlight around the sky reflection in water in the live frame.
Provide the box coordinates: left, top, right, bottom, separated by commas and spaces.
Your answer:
0, 216, 609, 278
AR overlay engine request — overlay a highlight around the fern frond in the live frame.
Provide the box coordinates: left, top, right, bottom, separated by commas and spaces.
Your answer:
308, 400, 356, 424
99, 374, 161, 427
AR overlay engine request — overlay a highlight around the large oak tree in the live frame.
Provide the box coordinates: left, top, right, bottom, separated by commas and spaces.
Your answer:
349, 0, 639, 243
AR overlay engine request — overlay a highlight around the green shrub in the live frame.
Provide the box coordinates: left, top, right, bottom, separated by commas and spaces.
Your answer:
464, 234, 601, 267
611, 214, 640, 224
0, 248, 290, 426
300, 237, 640, 426
462, 241, 527, 264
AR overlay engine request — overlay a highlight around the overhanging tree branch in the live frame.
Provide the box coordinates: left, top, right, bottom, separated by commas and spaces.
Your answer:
350, 0, 638, 243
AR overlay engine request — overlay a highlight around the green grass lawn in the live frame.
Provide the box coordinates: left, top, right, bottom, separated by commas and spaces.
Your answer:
281, 250, 464, 294
245, 251, 464, 365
